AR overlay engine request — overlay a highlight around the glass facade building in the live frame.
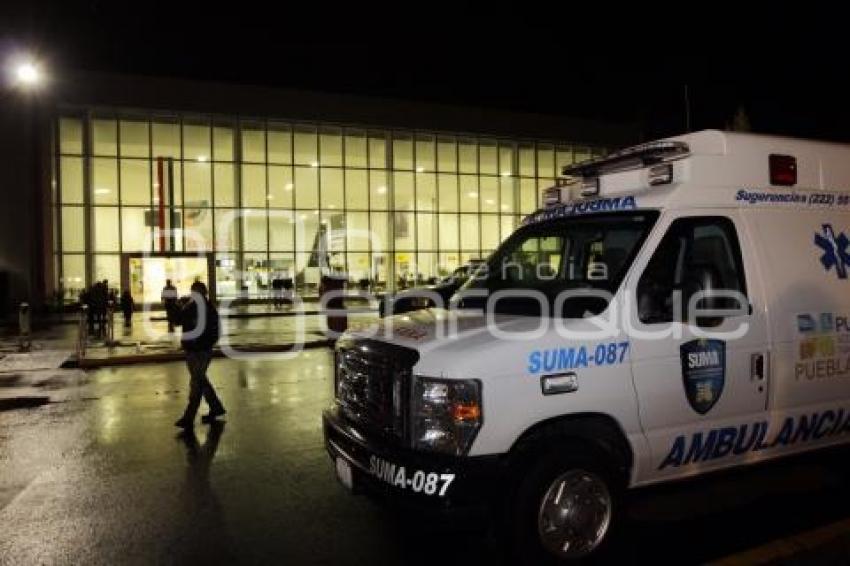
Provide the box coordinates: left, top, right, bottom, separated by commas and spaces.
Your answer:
53, 110, 605, 302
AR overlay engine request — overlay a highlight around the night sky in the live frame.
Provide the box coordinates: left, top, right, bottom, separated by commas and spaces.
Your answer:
1, 1, 846, 143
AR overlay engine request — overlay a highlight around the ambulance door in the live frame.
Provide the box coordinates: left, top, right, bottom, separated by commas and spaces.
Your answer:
627, 211, 769, 484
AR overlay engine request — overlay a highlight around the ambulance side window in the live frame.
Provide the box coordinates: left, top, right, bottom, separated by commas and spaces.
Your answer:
637, 216, 747, 325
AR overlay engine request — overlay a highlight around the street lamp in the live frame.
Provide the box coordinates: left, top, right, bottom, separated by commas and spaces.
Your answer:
7, 58, 45, 90
15, 62, 40, 85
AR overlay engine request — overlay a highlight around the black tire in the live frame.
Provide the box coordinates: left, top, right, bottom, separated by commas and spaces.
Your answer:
508, 446, 621, 565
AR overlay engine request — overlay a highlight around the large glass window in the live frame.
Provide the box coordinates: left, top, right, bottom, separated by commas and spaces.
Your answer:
294, 127, 318, 166
241, 164, 267, 208
268, 123, 292, 164
92, 158, 118, 205
479, 140, 498, 175
152, 120, 180, 159
416, 173, 436, 211
370, 171, 388, 210
295, 167, 319, 209
92, 207, 120, 252
243, 210, 268, 251
320, 128, 343, 167
120, 120, 149, 158
62, 207, 85, 252
60, 157, 84, 204
460, 176, 478, 213
269, 212, 295, 251
393, 134, 413, 171
122, 208, 151, 252
437, 137, 457, 172
480, 176, 498, 213
120, 160, 150, 205
184, 207, 213, 252
241, 122, 266, 163
415, 136, 435, 172
213, 124, 234, 161
183, 121, 211, 162
438, 174, 459, 212
94, 255, 120, 285
346, 212, 370, 251
394, 172, 414, 211
268, 166, 293, 208
60, 118, 83, 155
184, 161, 212, 205
458, 139, 477, 174
92, 119, 117, 156
369, 133, 387, 169
214, 164, 235, 207
54, 112, 594, 296
345, 169, 368, 209
320, 168, 344, 210
345, 130, 367, 168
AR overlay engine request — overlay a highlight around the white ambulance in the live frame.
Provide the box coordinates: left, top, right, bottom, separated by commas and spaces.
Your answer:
323, 130, 850, 562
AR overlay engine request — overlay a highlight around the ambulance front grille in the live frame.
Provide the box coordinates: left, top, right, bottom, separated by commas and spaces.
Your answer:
335, 338, 419, 441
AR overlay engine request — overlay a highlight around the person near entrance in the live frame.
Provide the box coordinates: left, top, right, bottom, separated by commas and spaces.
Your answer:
174, 281, 226, 428
120, 290, 134, 328
161, 279, 179, 333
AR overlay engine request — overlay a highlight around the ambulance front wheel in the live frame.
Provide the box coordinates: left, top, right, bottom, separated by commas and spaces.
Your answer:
511, 449, 618, 564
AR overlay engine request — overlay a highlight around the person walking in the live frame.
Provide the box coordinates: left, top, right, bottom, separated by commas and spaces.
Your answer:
161, 279, 178, 333
174, 281, 226, 428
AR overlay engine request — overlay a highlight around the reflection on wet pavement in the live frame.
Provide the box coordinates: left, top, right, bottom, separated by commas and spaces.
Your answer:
0, 350, 849, 565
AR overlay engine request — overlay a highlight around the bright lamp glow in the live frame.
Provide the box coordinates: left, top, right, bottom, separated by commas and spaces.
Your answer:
13, 61, 42, 87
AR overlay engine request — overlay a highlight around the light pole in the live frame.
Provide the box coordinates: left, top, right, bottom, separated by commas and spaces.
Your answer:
4, 54, 49, 316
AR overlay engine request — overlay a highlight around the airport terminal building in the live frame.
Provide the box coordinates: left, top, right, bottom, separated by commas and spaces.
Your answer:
0, 72, 637, 313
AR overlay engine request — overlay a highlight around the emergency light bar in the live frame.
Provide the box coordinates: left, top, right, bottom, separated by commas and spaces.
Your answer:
563, 140, 690, 178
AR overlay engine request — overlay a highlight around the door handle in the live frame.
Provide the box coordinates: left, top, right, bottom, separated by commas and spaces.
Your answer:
541, 372, 579, 396
751, 353, 765, 381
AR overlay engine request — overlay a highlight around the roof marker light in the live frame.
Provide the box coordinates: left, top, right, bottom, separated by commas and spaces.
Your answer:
769, 154, 797, 186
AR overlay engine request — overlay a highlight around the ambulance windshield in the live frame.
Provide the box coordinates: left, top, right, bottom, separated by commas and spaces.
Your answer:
456, 212, 658, 317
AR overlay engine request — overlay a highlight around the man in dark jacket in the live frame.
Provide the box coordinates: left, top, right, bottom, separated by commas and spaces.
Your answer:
174, 281, 226, 428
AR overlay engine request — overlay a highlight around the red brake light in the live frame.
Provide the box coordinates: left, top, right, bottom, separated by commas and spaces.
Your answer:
769, 154, 797, 186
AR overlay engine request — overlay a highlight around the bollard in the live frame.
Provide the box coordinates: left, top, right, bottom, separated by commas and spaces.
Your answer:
77, 304, 89, 360
18, 303, 32, 352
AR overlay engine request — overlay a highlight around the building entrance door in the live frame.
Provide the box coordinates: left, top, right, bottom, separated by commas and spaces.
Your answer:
122, 253, 215, 306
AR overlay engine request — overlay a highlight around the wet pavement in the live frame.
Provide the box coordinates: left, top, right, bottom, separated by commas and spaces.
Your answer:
1, 353, 850, 565
1, 308, 376, 366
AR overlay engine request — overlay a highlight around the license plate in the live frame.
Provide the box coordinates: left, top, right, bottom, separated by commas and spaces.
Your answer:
335, 457, 353, 491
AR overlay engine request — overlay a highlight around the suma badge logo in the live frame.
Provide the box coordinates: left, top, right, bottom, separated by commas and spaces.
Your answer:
815, 224, 850, 279
680, 339, 726, 415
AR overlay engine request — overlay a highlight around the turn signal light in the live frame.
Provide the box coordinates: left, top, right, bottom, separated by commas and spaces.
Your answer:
452, 402, 481, 423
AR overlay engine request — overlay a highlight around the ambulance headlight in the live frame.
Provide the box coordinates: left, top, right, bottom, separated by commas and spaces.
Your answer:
411, 376, 482, 456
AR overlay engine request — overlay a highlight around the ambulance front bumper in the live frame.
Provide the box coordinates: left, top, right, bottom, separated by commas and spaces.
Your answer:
322, 405, 505, 510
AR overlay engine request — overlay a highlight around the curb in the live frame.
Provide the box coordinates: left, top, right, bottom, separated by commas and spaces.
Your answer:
64, 339, 333, 369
